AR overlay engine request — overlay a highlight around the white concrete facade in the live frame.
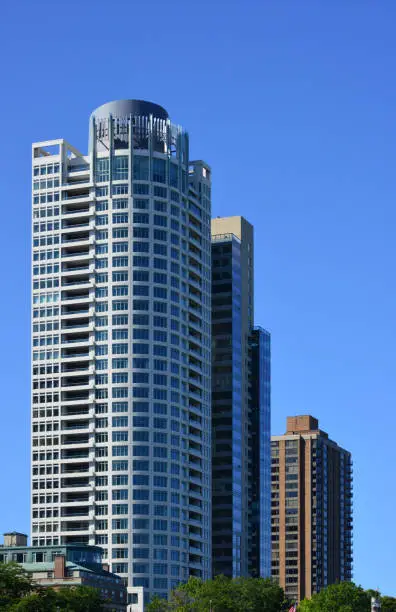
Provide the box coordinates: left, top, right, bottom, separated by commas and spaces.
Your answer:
31, 101, 212, 609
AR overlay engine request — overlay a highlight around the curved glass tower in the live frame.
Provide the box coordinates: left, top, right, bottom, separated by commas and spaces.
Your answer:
31, 100, 212, 609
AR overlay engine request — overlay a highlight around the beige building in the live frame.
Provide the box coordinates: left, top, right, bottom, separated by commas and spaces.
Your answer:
271, 416, 353, 602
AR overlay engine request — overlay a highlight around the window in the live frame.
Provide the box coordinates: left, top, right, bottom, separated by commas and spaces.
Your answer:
133, 343, 149, 354
113, 461, 128, 471
133, 402, 149, 413
133, 213, 149, 224
153, 549, 167, 560
113, 387, 128, 398
113, 198, 128, 210
113, 213, 128, 224
154, 185, 167, 198
153, 520, 167, 531
112, 156, 128, 180
154, 214, 167, 227
96, 215, 108, 226
96, 158, 109, 182
113, 446, 128, 456
133, 532, 149, 544
96, 242, 108, 253
112, 184, 128, 195
133, 475, 149, 486
113, 314, 128, 326
153, 432, 167, 444
112, 488, 128, 499
113, 256, 128, 267
113, 228, 128, 239
113, 431, 128, 442
170, 163, 178, 188
152, 158, 166, 183
112, 474, 128, 488
113, 301, 128, 311
113, 402, 128, 413
133, 198, 148, 209
133, 445, 149, 457
154, 273, 167, 284
133, 156, 149, 181
96, 273, 108, 284
154, 229, 167, 241
113, 373, 128, 384
134, 183, 149, 195
96, 201, 108, 212
113, 242, 128, 253
133, 285, 149, 296
133, 227, 149, 238
113, 417, 128, 429
112, 357, 128, 368
112, 504, 128, 514
133, 256, 149, 267
112, 343, 128, 354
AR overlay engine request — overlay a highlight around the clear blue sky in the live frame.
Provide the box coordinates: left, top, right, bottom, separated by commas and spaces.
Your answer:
1, 0, 395, 596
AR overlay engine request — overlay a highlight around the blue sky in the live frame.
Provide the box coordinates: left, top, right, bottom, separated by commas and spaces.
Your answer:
1, 0, 395, 596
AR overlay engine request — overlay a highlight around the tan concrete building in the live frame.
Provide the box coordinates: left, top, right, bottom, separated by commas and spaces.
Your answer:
271, 416, 353, 602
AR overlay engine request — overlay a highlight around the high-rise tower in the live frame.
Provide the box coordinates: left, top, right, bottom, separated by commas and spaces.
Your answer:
211, 217, 271, 579
271, 416, 353, 602
31, 100, 212, 609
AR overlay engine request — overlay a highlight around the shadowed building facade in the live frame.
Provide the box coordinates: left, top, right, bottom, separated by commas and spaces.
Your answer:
211, 217, 271, 579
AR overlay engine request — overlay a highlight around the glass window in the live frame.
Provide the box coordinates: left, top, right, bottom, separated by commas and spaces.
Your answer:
133, 156, 149, 181
112, 156, 129, 180
96, 158, 109, 182
152, 158, 166, 183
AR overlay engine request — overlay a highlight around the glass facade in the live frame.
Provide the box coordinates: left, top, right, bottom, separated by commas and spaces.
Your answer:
211, 222, 271, 579
31, 100, 212, 609
250, 327, 271, 578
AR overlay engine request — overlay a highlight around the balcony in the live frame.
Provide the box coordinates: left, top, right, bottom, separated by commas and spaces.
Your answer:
61, 292, 91, 304
61, 451, 90, 460
62, 421, 89, 431
67, 164, 90, 175
62, 463, 90, 474
62, 187, 91, 201
62, 318, 91, 330
60, 522, 90, 532
61, 233, 91, 246
61, 335, 90, 346
62, 264, 93, 274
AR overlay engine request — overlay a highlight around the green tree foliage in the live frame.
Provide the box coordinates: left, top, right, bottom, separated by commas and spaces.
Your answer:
147, 575, 288, 612
382, 596, 396, 611
0, 563, 104, 611
298, 582, 371, 612
0, 563, 34, 609
9, 586, 105, 612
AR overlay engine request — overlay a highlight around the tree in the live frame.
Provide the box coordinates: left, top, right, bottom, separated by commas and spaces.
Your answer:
9, 586, 105, 611
382, 596, 396, 611
0, 563, 34, 609
298, 582, 371, 612
147, 575, 288, 612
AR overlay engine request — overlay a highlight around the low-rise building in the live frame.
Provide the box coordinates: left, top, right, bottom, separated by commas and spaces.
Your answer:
0, 532, 126, 610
